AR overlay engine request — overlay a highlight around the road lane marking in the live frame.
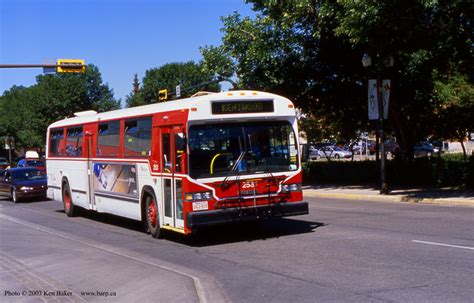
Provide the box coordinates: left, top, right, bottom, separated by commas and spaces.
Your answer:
0, 214, 227, 303
412, 240, 474, 251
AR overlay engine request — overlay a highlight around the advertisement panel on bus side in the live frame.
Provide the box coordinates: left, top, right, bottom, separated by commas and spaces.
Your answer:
93, 163, 138, 200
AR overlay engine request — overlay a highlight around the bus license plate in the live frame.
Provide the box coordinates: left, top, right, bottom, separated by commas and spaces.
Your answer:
192, 201, 208, 211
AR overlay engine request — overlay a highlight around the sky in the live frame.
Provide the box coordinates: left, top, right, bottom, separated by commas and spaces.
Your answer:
0, 0, 255, 106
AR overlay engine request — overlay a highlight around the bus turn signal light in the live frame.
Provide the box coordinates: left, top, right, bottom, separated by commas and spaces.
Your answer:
185, 191, 212, 201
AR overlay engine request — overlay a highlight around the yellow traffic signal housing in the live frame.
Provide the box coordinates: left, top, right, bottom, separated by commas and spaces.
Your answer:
57, 59, 86, 73
158, 89, 168, 101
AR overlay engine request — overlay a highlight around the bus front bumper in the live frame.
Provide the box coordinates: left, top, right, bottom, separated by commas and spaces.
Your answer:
186, 201, 309, 229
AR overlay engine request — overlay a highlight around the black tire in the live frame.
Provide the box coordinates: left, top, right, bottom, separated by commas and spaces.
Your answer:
62, 182, 76, 217
145, 193, 162, 239
335, 154, 340, 160
11, 188, 19, 203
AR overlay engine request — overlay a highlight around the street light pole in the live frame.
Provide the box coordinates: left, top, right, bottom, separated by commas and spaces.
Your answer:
377, 74, 388, 194
363, 53, 390, 194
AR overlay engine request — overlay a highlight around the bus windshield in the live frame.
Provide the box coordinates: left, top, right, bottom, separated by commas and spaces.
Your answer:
188, 121, 298, 179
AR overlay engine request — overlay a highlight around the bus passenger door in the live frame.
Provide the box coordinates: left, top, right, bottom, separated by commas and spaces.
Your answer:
160, 125, 185, 230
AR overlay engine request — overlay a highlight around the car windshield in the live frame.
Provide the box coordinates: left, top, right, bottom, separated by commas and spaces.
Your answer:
11, 169, 45, 181
188, 121, 299, 179
26, 160, 45, 167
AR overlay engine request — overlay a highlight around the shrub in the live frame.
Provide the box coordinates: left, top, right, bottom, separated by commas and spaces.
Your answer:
303, 154, 473, 188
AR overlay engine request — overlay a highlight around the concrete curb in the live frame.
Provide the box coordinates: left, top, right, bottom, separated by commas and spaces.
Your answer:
304, 191, 474, 207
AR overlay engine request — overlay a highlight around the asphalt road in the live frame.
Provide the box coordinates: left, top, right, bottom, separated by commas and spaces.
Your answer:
1, 196, 473, 302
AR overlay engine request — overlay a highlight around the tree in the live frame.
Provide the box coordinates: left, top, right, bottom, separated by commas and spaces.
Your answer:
0, 86, 44, 149
0, 64, 120, 149
433, 72, 474, 159
125, 74, 146, 107
127, 61, 220, 107
201, 9, 367, 144
201, 0, 474, 157
331, 0, 474, 157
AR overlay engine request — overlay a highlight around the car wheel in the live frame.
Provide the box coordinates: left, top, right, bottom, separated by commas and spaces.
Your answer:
62, 182, 76, 217
335, 154, 340, 159
145, 193, 162, 239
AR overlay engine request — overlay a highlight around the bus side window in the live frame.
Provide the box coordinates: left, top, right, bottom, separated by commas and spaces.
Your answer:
98, 121, 120, 157
66, 127, 83, 157
49, 129, 64, 157
124, 117, 151, 158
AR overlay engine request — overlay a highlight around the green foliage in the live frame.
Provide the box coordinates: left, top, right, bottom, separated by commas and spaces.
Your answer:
0, 86, 44, 148
200, 45, 236, 81
303, 155, 474, 189
303, 160, 378, 185
127, 61, 220, 107
202, 0, 474, 156
0, 64, 119, 149
433, 72, 474, 146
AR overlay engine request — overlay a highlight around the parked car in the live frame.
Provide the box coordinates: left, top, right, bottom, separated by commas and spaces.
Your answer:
384, 139, 400, 155
319, 146, 352, 159
414, 142, 438, 157
308, 146, 321, 160
17, 158, 46, 171
368, 140, 397, 155
0, 167, 47, 202
351, 140, 376, 155
0, 157, 9, 170
430, 140, 445, 153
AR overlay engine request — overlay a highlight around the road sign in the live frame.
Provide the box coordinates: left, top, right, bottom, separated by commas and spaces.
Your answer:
368, 79, 378, 120
381, 80, 391, 119
368, 79, 390, 120
176, 85, 181, 98
56, 59, 86, 73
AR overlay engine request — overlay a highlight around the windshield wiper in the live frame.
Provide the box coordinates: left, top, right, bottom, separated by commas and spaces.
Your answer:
219, 151, 246, 187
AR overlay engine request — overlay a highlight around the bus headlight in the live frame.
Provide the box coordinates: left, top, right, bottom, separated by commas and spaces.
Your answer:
185, 191, 212, 201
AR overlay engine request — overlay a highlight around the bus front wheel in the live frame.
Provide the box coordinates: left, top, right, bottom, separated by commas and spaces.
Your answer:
62, 182, 76, 217
145, 193, 162, 239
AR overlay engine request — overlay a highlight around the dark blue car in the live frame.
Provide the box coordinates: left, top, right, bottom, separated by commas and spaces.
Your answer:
0, 167, 47, 203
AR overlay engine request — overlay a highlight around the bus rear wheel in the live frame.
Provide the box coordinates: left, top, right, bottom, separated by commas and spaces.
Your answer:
145, 194, 162, 239
62, 182, 76, 217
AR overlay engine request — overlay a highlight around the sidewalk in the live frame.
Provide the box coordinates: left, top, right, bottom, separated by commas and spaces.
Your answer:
303, 185, 474, 207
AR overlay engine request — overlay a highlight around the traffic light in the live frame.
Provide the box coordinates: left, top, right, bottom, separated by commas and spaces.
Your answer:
56, 59, 86, 73
158, 89, 168, 101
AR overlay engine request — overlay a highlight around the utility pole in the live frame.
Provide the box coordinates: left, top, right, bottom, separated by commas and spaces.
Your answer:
0, 59, 86, 73
363, 53, 392, 195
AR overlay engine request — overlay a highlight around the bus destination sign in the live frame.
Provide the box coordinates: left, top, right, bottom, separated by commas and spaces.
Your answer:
212, 100, 274, 115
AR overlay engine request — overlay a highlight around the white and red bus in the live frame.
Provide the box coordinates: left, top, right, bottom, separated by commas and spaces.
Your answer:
46, 90, 308, 237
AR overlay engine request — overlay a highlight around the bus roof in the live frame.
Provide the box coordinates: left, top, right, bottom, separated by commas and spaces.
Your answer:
48, 90, 296, 129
